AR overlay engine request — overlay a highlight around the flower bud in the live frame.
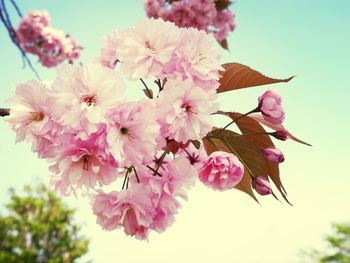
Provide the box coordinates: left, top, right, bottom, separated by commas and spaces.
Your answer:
252, 176, 272, 196
258, 90, 285, 124
270, 130, 289, 141
262, 148, 285, 163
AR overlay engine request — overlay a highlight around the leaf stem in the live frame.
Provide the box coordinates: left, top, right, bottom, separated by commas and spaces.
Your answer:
216, 108, 259, 136
0, 1, 40, 79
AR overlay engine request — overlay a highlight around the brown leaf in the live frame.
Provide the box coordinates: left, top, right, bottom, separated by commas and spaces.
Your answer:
234, 170, 259, 202
218, 38, 229, 50
218, 130, 269, 177
250, 114, 312, 146
217, 63, 294, 93
226, 113, 290, 201
190, 140, 201, 150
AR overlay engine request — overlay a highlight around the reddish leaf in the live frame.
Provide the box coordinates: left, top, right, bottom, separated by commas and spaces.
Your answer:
218, 38, 229, 50
234, 170, 259, 203
250, 114, 312, 146
190, 140, 201, 150
224, 113, 291, 202
218, 130, 269, 179
217, 63, 294, 93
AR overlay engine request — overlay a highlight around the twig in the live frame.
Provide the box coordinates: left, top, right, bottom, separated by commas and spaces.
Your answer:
0, 0, 40, 79
0, 108, 10, 117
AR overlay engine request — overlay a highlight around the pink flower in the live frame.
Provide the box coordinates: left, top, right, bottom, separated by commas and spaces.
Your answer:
178, 143, 207, 170
258, 90, 285, 124
51, 63, 126, 137
106, 100, 160, 167
100, 29, 124, 69
199, 151, 244, 191
252, 176, 272, 196
92, 184, 156, 240
166, 28, 223, 89
136, 155, 197, 232
162, 0, 216, 31
50, 175, 76, 197
5, 80, 57, 147
144, 0, 236, 42
49, 133, 118, 191
161, 155, 197, 198
212, 9, 236, 41
37, 27, 80, 67
157, 78, 219, 143
262, 148, 285, 163
16, 10, 80, 67
144, 0, 165, 18
118, 18, 181, 79
25, 10, 50, 27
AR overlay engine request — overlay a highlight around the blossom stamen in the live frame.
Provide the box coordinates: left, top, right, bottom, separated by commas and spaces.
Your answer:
183, 104, 197, 115
81, 94, 97, 107
83, 155, 89, 171
29, 112, 44, 121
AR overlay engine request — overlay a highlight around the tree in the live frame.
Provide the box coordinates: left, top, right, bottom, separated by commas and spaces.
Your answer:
0, 184, 89, 263
301, 223, 350, 263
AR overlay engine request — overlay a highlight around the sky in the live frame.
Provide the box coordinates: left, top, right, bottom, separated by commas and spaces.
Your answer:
0, 0, 350, 262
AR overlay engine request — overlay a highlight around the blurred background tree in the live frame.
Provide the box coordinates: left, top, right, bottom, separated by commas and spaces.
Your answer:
0, 183, 89, 263
301, 223, 350, 263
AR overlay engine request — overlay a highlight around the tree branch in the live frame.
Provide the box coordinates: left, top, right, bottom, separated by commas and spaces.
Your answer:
0, 108, 10, 117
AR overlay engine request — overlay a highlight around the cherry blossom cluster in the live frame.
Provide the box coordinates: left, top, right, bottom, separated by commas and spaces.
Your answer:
144, 0, 235, 41
5, 18, 287, 240
15, 10, 80, 67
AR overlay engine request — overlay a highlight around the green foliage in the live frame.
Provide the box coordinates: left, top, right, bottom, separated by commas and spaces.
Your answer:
302, 223, 350, 263
0, 184, 89, 263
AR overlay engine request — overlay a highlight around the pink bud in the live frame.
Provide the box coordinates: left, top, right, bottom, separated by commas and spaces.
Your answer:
271, 130, 289, 141
252, 176, 272, 196
258, 90, 285, 124
262, 148, 285, 163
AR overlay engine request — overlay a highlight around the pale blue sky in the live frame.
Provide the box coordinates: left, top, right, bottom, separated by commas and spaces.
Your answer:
0, 1, 349, 262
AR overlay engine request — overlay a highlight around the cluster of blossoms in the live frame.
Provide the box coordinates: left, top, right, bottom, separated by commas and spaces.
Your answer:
5, 18, 288, 240
15, 10, 80, 67
144, 0, 235, 42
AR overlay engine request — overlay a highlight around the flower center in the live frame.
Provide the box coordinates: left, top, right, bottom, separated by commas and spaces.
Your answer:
145, 41, 155, 51
82, 155, 89, 171
120, 127, 129, 135
29, 112, 44, 121
182, 104, 196, 115
82, 95, 97, 107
